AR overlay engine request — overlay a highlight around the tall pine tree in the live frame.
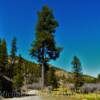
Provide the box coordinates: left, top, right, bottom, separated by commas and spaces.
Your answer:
0, 39, 2, 91
0, 39, 11, 94
0, 39, 2, 71
13, 54, 23, 93
71, 56, 84, 92
30, 6, 61, 88
46, 68, 58, 88
10, 37, 17, 65
1, 39, 8, 72
9, 37, 17, 78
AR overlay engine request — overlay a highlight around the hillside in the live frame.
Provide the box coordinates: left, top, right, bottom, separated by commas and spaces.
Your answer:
54, 67, 96, 83
8, 56, 97, 84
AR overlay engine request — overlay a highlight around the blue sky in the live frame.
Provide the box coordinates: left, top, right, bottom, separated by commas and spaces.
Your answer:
0, 0, 100, 77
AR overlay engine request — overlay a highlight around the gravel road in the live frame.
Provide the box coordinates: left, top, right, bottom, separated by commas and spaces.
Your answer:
7, 96, 42, 100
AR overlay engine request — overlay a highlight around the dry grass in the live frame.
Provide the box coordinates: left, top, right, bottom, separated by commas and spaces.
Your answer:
41, 94, 100, 100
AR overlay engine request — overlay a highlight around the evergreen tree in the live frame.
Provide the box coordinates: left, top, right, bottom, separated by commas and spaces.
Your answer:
46, 68, 58, 88
1, 39, 8, 72
71, 56, 84, 92
3, 37, 17, 94
30, 6, 61, 62
8, 37, 17, 78
0, 39, 2, 71
13, 54, 23, 93
0, 39, 2, 91
0, 39, 12, 94
30, 6, 61, 88
97, 74, 100, 82
10, 37, 17, 65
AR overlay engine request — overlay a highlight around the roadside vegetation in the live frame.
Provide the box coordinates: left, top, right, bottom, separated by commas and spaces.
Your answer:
41, 94, 100, 100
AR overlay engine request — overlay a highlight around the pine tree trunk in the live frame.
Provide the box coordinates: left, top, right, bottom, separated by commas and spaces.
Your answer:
41, 63, 44, 89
